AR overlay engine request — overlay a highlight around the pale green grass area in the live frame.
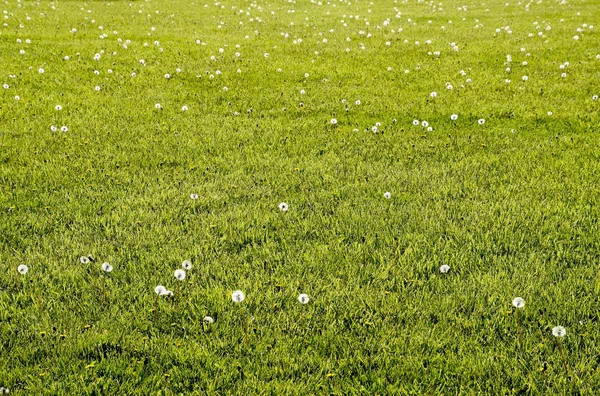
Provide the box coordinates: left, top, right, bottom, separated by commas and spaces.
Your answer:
1, 0, 599, 393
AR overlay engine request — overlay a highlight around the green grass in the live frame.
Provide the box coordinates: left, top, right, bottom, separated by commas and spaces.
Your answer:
1, 0, 599, 393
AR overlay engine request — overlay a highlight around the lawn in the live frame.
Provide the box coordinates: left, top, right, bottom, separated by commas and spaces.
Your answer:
0, 0, 599, 393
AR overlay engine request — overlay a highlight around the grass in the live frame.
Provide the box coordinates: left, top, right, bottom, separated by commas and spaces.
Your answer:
1, 0, 599, 393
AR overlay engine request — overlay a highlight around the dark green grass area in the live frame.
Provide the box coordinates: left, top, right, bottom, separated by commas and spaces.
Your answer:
1, 0, 599, 393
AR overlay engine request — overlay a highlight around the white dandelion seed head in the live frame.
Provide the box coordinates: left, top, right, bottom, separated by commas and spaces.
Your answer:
102, 262, 113, 272
512, 297, 525, 308
155, 103, 161, 109
412, 120, 419, 126
174, 269, 186, 281
190, 193, 198, 199
154, 285, 166, 295
384, 192, 391, 199
80, 256, 90, 264
278, 202, 289, 212
61, 126, 68, 132
355, 100, 361, 105
592, 95, 598, 100
203, 316, 215, 324
182, 105, 188, 111
55, 105, 62, 111
421, 120, 429, 127
164, 73, 171, 79
439, 264, 450, 274
95, 86, 101, 91
232, 290, 245, 303
430, 91, 437, 98
522, 75, 528, 81
17, 264, 28, 274
330, 118, 337, 125
50, 125, 58, 132
478, 119, 485, 125
182, 260, 192, 270
451, 114, 458, 121
298, 293, 310, 304
371, 126, 378, 133
552, 326, 566, 337
38, 68, 44, 73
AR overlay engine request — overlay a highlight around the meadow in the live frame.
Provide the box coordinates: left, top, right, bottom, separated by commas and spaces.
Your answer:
0, 0, 599, 393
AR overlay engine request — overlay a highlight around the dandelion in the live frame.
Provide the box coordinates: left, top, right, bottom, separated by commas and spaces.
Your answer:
55, 105, 62, 111
384, 192, 391, 199
80, 256, 90, 264
412, 120, 419, 126
18, 264, 28, 274
164, 73, 171, 79
190, 193, 198, 199
155, 103, 161, 109
512, 297, 525, 346
182, 260, 192, 270
478, 119, 485, 125
101, 262, 113, 272
552, 325, 568, 374
512, 297, 525, 308
278, 202, 289, 212
355, 100, 361, 105
182, 105, 188, 111
439, 264, 450, 274
38, 68, 44, 73
593, 95, 598, 100
421, 120, 429, 127
95, 86, 101, 91
61, 126, 68, 132
552, 326, 566, 337
50, 125, 57, 132
451, 114, 458, 121
154, 285, 166, 295
371, 126, 378, 133
174, 269, 186, 281
430, 92, 437, 98
203, 316, 214, 324
298, 293, 310, 304
232, 290, 245, 303
522, 75, 528, 81
330, 118, 337, 125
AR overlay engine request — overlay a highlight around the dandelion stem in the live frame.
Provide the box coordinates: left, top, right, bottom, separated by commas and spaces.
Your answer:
102, 277, 106, 305
177, 282, 181, 306
515, 310, 523, 347
154, 295, 159, 323
557, 339, 568, 375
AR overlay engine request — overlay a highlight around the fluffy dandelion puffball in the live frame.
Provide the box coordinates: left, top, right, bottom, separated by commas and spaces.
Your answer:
232, 290, 245, 303
552, 326, 566, 337
80, 256, 90, 264
154, 285, 166, 295
17, 264, 29, 275
330, 118, 337, 125
102, 262, 113, 272
298, 293, 310, 304
478, 119, 485, 125
439, 264, 450, 274
384, 192, 391, 199
182, 260, 192, 270
203, 316, 215, 324
451, 114, 458, 121
190, 193, 198, 199
278, 202, 289, 212
512, 297, 525, 308
174, 269, 186, 281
